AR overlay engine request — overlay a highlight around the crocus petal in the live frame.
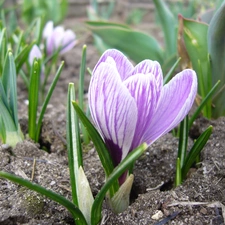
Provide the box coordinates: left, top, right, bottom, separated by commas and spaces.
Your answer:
123, 74, 158, 149
29, 44, 42, 65
93, 49, 134, 81
52, 26, 65, 49
60, 29, 76, 54
43, 21, 54, 39
143, 69, 197, 144
89, 62, 137, 165
131, 60, 163, 101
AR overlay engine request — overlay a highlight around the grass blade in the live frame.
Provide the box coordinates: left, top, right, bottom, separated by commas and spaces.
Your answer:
0, 171, 87, 225
78, 45, 89, 144
182, 125, 212, 179
175, 157, 182, 186
66, 83, 82, 206
189, 80, 220, 128
28, 59, 40, 140
35, 61, 64, 142
72, 101, 119, 196
177, 115, 189, 169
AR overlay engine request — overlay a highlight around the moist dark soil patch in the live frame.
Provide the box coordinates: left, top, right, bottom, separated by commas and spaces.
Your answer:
1, 15, 225, 225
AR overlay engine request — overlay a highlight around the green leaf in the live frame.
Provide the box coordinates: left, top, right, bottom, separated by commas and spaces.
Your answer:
178, 115, 189, 169
181, 16, 210, 97
153, 0, 177, 56
208, 2, 225, 118
91, 143, 147, 225
78, 45, 89, 144
2, 51, 19, 128
66, 83, 82, 206
86, 21, 163, 64
28, 59, 40, 140
15, 41, 35, 72
189, 80, 221, 128
72, 101, 119, 196
35, 61, 64, 142
182, 126, 212, 179
175, 157, 182, 187
0, 171, 87, 225
163, 57, 181, 84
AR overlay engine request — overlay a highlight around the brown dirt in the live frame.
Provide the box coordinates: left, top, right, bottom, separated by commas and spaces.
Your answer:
1, 9, 225, 225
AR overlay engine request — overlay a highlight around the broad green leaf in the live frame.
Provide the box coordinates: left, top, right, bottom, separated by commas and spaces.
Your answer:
181, 16, 209, 97
182, 126, 212, 179
91, 143, 147, 225
153, 0, 177, 56
0, 171, 87, 225
86, 21, 163, 64
208, 2, 225, 118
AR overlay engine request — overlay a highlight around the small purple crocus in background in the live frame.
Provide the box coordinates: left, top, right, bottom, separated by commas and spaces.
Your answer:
29, 44, 42, 65
89, 49, 197, 184
43, 21, 77, 56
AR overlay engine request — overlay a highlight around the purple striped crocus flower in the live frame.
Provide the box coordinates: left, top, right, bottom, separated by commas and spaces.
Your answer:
43, 21, 77, 56
89, 49, 197, 178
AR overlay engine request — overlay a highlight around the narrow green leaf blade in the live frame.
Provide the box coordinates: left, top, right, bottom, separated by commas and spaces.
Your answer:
175, 157, 182, 187
0, 171, 87, 225
189, 80, 221, 128
91, 143, 147, 225
72, 101, 119, 196
178, 115, 189, 169
66, 83, 82, 206
35, 61, 64, 142
78, 45, 89, 144
15, 41, 35, 72
182, 126, 212, 179
28, 59, 40, 140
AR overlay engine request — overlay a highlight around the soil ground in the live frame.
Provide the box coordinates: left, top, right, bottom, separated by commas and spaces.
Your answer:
1, 6, 225, 225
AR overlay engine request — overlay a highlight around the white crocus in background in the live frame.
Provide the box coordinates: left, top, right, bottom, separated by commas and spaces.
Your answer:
43, 21, 77, 56
29, 44, 42, 65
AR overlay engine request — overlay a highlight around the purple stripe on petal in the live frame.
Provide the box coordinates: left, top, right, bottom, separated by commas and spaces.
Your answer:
89, 62, 138, 165
131, 60, 163, 101
124, 74, 158, 150
93, 49, 134, 81
143, 69, 197, 144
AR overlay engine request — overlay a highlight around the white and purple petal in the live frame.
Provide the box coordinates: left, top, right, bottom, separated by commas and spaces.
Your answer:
123, 73, 158, 149
29, 44, 42, 65
93, 49, 134, 81
60, 29, 76, 54
143, 69, 197, 144
131, 60, 163, 95
89, 62, 138, 165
